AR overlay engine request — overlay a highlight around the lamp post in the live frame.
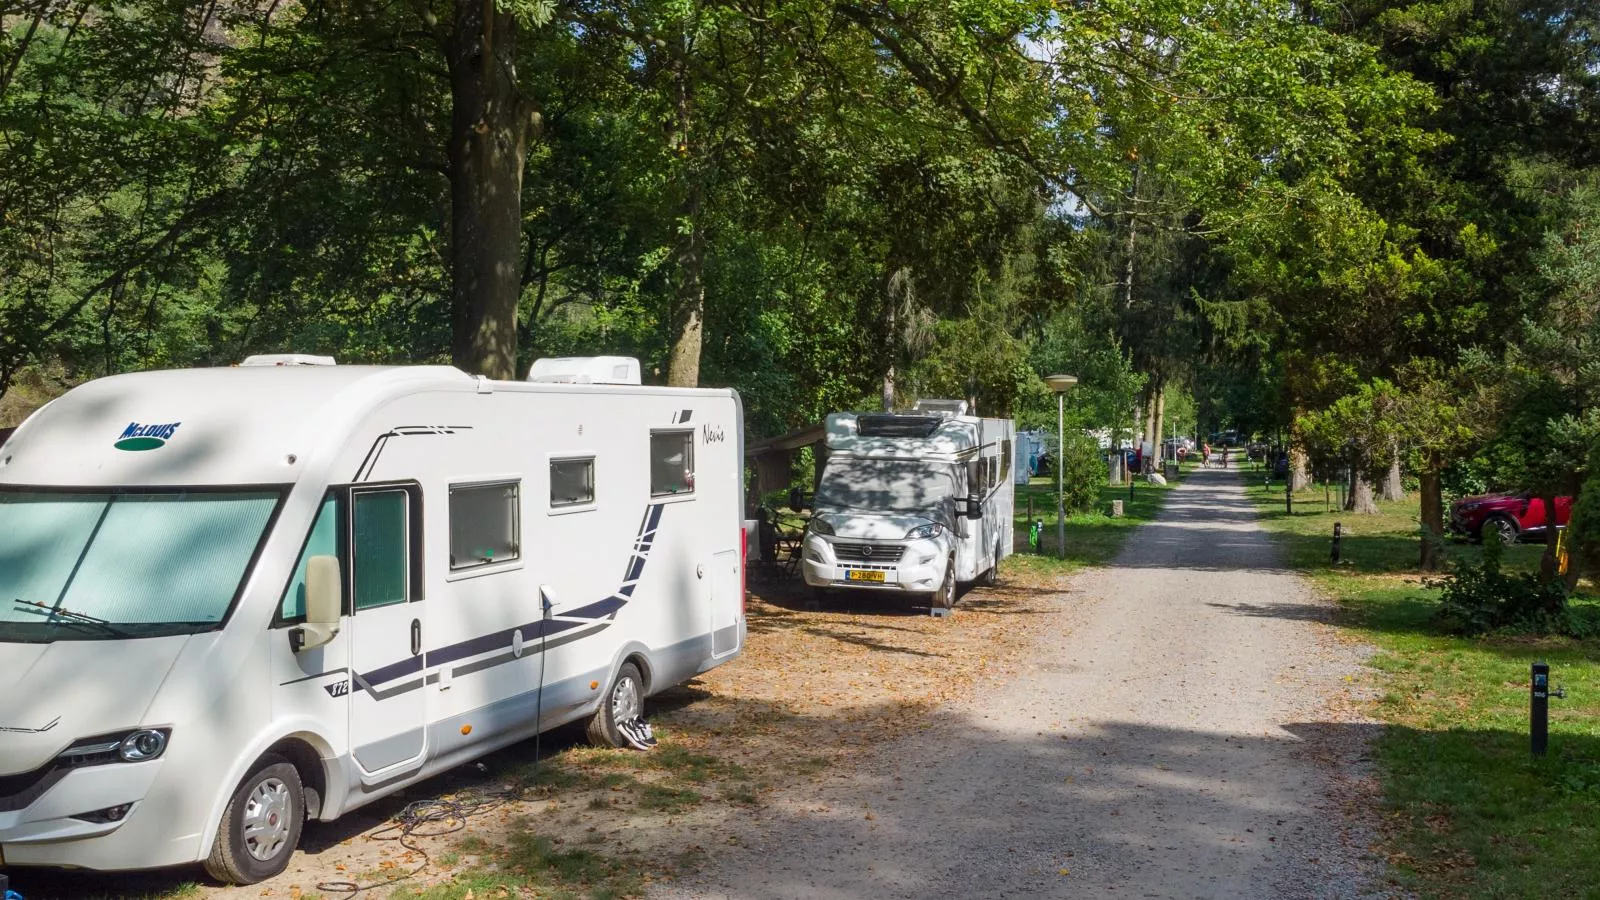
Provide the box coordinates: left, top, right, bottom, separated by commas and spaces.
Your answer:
1045, 374, 1079, 559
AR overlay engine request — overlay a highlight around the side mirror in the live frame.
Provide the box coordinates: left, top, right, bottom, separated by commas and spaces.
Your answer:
291, 554, 342, 652
963, 494, 983, 519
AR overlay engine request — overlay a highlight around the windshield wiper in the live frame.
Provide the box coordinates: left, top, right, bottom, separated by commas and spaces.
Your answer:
12, 599, 134, 639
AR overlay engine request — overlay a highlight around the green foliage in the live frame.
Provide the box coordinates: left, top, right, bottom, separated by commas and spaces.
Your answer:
1433, 541, 1571, 636
1055, 430, 1108, 514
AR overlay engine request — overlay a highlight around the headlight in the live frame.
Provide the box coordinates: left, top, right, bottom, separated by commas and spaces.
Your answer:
809, 518, 835, 536
905, 523, 943, 541
57, 728, 171, 767
119, 729, 169, 762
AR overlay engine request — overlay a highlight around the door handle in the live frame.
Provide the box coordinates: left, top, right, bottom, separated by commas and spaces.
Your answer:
410, 619, 421, 656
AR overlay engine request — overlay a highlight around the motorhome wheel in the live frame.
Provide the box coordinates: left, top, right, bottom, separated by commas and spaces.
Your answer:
587, 661, 646, 748
933, 557, 957, 610
204, 755, 305, 885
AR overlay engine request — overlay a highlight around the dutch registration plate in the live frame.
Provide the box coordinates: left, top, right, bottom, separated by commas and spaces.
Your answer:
846, 569, 886, 583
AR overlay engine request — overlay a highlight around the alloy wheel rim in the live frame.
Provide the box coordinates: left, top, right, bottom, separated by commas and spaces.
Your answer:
242, 777, 294, 862
611, 676, 641, 723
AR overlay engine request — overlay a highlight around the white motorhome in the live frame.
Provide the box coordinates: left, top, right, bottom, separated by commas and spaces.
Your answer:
0, 355, 745, 883
800, 402, 1015, 609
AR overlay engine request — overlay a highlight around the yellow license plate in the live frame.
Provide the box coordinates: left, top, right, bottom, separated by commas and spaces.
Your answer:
846, 569, 886, 582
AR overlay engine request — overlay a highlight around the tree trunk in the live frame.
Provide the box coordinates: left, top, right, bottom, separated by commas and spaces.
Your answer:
881, 267, 898, 411
448, 0, 534, 381
1290, 447, 1310, 491
1152, 382, 1166, 465
1381, 448, 1405, 502
1142, 393, 1157, 464
1541, 492, 1561, 583
1419, 452, 1443, 571
665, 201, 704, 387
1346, 470, 1378, 514
665, 49, 704, 388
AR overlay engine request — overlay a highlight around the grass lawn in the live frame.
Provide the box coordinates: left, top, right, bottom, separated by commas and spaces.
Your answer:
1007, 461, 1192, 578
1248, 481, 1600, 899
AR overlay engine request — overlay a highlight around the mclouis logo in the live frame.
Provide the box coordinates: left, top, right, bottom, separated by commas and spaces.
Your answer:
114, 421, 182, 451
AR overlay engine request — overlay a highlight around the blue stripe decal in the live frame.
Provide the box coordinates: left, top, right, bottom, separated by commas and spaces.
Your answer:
356, 502, 667, 689
424, 617, 584, 669
359, 653, 424, 687
562, 596, 627, 620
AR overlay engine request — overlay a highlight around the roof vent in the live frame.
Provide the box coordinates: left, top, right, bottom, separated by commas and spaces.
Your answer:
527, 356, 641, 385
912, 398, 968, 417
241, 354, 337, 367
856, 414, 944, 438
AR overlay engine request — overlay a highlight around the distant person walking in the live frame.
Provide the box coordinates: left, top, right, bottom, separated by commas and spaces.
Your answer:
1201, 442, 1212, 468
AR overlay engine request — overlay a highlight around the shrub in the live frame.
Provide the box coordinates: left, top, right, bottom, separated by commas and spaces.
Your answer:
1433, 540, 1571, 635
1046, 430, 1105, 513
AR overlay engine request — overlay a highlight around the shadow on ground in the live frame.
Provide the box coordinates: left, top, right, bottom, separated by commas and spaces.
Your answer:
6, 698, 1397, 900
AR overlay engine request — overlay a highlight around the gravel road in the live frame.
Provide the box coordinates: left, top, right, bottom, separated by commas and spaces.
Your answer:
652, 467, 1389, 900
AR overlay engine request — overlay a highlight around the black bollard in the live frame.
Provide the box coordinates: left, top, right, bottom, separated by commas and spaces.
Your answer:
1532, 661, 1550, 756
1331, 522, 1342, 564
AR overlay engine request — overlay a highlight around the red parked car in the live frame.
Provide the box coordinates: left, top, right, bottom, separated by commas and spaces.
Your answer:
1449, 492, 1573, 544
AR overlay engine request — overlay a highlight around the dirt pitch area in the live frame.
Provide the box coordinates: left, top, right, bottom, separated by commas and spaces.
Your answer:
19, 566, 1068, 900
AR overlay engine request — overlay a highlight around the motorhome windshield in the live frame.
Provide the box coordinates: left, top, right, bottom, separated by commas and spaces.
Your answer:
815, 458, 958, 517
0, 488, 281, 643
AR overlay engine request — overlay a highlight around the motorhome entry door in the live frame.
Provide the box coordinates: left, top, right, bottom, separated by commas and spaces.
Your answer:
348, 487, 427, 777
710, 549, 740, 656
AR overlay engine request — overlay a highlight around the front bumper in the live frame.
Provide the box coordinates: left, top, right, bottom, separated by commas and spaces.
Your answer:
0, 752, 159, 851
800, 535, 946, 593
0, 756, 201, 871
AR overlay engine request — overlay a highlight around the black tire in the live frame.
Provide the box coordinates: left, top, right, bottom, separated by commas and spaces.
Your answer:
204, 755, 304, 885
932, 556, 957, 610
587, 661, 645, 748
1484, 514, 1520, 545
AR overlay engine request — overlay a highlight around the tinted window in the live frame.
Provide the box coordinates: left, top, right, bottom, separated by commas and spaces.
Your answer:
450, 481, 520, 570
353, 490, 408, 610
281, 495, 338, 620
550, 457, 595, 508
651, 432, 695, 496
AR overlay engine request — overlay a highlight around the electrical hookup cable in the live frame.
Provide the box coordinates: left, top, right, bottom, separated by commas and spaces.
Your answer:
317, 597, 551, 898
314, 786, 521, 898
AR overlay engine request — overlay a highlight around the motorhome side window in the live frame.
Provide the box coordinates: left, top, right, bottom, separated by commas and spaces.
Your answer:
280, 495, 338, 621
650, 431, 695, 496
353, 490, 409, 610
450, 481, 521, 570
1000, 440, 1012, 484
550, 457, 595, 508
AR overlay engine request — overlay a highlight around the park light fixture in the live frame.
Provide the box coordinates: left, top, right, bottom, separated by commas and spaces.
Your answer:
1046, 374, 1078, 559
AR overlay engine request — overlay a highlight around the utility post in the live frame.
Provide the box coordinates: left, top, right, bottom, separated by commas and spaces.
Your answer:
1045, 374, 1079, 560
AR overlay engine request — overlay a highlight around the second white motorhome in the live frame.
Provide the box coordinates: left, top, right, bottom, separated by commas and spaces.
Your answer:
801, 402, 1015, 608
0, 355, 744, 884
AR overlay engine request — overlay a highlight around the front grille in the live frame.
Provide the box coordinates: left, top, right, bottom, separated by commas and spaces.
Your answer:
831, 541, 905, 564
0, 732, 127, 812
0, 763, 67, 813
